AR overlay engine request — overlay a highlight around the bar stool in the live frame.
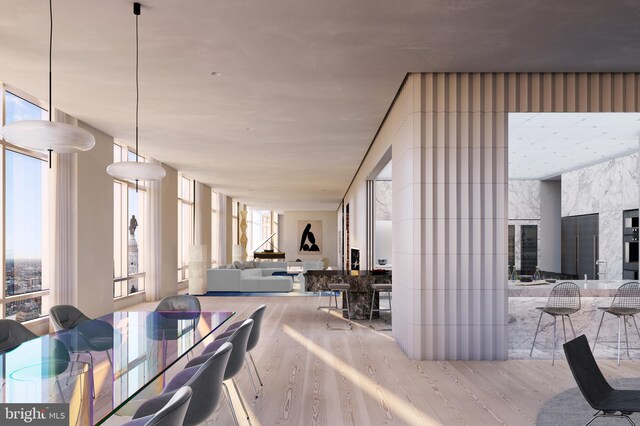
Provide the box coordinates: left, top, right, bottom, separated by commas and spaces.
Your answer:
369, 283, 392, 330
592, 281, 640, 365
327, 282, 352, 330
529, 282, 581, 365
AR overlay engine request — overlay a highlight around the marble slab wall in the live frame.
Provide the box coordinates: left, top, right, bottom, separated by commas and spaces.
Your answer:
562, 152, 639, 279
509, 180, 541, 220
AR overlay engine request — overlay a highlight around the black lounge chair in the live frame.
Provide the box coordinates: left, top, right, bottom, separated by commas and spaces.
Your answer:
563, 334, 640, 425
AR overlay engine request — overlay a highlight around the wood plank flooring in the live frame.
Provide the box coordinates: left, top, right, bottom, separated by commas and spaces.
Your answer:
105, 295, 640, 425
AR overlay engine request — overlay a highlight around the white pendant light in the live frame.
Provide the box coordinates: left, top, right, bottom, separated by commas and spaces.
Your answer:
107, 2, 165, 185
0, 0, 96, 160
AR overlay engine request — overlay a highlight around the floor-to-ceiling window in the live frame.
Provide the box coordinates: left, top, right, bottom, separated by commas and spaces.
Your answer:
112, 143, 146, 298
178, 174, 194, 282
2, 87, 50, 322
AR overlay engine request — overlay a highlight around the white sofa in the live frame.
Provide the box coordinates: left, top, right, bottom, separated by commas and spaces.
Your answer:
207, 261, 292, 292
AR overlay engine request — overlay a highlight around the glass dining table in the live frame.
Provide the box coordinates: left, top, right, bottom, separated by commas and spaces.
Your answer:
0, 310, 234, 425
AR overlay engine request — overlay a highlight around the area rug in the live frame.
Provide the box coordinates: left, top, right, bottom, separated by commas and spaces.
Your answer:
536, 378, 640, 425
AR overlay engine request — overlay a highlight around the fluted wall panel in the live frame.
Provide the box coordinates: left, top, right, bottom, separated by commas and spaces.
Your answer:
392, 72, 640, 360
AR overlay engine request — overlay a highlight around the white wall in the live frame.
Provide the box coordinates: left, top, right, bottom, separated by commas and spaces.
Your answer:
159, 166, 178, 298
539, 181, 561, 272
282, 211, 338, 266
75, 121, 114, 317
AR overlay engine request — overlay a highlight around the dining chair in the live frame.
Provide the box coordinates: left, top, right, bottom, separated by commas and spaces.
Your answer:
529, 282, 581, 365
49, 305, 114, 397
0, 319, 38, 352
131, 343, 232, 426
564, 334, 640, 426
214, 304, 266, 398
0, 320, 71, 401
186, 319, 254, 425
592, 282, 640, 365
121, 386, 192, 426
155, 295, 201, 313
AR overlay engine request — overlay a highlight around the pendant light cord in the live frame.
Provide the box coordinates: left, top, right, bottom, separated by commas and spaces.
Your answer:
135, 8, 139, 163
135, 3, 140, 190
48, 0, 53, 167
49, 0, 53, 122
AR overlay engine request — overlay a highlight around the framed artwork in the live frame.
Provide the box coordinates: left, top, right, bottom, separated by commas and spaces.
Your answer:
350, 247, 360, 270
298, 220, 322, 254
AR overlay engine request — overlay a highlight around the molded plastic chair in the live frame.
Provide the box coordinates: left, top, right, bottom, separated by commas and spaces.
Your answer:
530, 282, 581, 364
0, 320, 70, 400
0, 319, 38, 352
132, 343, 232, 426
186, 319, 254, 425
121, 386, 192, 426
49, 305, 114, 397
155, 295, 201, 313
564, 334, 640, 426
593, 282, 640, 365
214, 305, 266, 398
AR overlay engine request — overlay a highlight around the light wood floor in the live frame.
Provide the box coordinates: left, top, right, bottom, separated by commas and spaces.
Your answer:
109, 295, 640, 426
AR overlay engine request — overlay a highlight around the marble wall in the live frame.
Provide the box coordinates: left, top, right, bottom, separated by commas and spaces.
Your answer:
508, 180, 541, 219
562, 152, 639, 279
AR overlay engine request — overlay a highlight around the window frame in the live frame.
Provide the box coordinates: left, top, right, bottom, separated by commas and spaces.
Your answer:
112, 142, 147, 299
177, 174, 194, 282
1, 83, 51, 322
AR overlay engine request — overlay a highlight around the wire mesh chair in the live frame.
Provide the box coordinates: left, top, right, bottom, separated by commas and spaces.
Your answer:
530, 282, 581, 365
593, 281, 640, 365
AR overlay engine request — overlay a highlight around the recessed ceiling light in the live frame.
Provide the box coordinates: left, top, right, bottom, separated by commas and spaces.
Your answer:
211, 71, 222, 76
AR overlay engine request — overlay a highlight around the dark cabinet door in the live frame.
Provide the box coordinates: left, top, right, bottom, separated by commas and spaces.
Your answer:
561, 214, 599, 278
578, 214, 599, 279
561, 216, 578, 275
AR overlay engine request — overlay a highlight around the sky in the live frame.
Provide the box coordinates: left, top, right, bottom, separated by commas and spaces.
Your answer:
5, 92, 45, 260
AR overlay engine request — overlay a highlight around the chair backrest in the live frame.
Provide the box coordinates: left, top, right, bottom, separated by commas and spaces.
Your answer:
179, 342, 232, 425
611, 282, 640, 310
563, 334, 613, 409
546, 282, 581, 310
155, 295, 201, 313
146, 386, 192, 426
0, 319, 38, 352
49, 305, 91, 331
224, 319, 254, 379
246, 305, 266, 352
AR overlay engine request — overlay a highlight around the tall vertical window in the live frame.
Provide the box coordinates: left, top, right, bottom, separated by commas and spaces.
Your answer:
113, 143, 146, 298
247, 209, 278, 254
211, 190, 219, 267
2, 88, 50, 322
178, 175, 194, 282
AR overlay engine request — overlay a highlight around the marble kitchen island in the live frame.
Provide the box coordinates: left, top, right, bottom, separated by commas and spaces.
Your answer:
509, 280, 640, 360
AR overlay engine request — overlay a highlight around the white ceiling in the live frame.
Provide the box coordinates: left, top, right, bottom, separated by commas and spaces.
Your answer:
509, 113, 640, 180
2, 1, 640, 210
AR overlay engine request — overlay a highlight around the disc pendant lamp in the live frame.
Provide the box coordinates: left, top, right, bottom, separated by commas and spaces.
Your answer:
1, 0, 96, 164
107, 2, 165, 187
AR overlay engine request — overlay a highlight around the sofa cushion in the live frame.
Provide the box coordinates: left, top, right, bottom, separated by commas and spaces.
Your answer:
259, 276, 293, 292
243, 261, 256, 269
233, 261, 246, 270
241, 269, 262, 278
